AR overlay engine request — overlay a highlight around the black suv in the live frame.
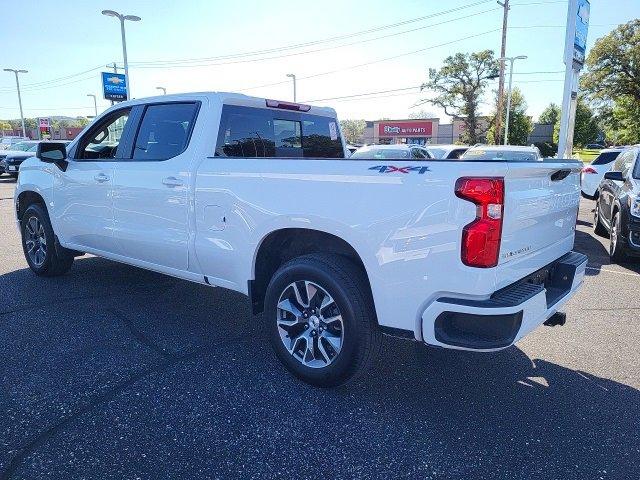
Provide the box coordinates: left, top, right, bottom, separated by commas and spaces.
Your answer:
593, 146, 640, 262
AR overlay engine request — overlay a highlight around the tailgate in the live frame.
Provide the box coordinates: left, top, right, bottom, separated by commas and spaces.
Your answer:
499, 161, 582, 264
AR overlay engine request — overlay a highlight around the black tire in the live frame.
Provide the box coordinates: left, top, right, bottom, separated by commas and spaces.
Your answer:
264, 253, 381, 387
609, 211, 628, 263
21, 203, 74, 276
593, 202, 607, 236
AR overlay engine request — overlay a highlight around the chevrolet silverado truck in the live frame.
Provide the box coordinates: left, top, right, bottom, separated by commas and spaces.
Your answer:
15, 92, 587, 387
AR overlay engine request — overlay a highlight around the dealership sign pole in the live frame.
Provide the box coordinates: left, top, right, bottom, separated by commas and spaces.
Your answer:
557, 0, 590, 159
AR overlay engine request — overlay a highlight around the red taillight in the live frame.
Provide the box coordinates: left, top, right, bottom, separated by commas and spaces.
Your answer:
581, 166, 597, 174
265, 99, 311, 112
455, 177, 504, 268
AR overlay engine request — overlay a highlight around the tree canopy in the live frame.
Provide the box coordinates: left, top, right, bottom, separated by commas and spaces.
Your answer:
487, 87, 532, 145
420, 50, 498, 144
538, 103, 561, 125
582, 19, 640, 144
582, 19, 640, 104
339, 119, 366, 145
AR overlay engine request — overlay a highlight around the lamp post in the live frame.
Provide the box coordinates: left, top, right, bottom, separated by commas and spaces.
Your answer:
286, 73, 297, 102
156, 86, 166, 95
87, 94, 98, 117
101, 9, 141, 99
3, 68, 28, 137
498, 55, 527, 145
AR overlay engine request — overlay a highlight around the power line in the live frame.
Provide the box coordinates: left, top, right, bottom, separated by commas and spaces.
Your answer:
239, 29, 501, 92
0, 65, 104, 93
129, 7, 500, 69
128, 0, 496, 67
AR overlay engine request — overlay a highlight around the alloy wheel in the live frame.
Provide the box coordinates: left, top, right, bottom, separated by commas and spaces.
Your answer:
25, 216, 47, 267
276, 280, 344, 368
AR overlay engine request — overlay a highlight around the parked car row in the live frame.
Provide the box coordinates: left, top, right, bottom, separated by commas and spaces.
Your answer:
592, 145, 640, 262
349, 143, 543, 162
0, 140, 70, 178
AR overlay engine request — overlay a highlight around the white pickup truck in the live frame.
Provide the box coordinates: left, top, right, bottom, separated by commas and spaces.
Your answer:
15, 92, 587, 386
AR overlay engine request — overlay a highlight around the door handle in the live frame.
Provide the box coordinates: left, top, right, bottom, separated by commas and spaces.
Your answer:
94, 173, 110, 183
162, 176, 183, 187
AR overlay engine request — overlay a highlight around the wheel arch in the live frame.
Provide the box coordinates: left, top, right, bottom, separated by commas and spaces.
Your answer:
249, 228, 375, 318
16, 190, 48, 222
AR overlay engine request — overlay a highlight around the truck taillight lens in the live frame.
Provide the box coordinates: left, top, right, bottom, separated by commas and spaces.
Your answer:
582, 166, 597, 174
455, 177, 504, 268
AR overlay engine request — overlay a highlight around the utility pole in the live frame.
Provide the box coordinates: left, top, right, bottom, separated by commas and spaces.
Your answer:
3, 68, 28, 138
495, 0, 510, 145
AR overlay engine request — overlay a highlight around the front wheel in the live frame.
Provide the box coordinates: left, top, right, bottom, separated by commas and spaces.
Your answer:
593, 202, 607, 236
609, 212, 628, 263
21, 204, 74, 276
265, 254, 381, 387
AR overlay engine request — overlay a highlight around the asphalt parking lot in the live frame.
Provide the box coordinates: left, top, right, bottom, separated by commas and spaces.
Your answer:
0, 176, 638, 480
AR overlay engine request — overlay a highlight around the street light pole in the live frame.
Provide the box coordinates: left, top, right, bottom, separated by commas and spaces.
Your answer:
498, 55, 527, 145
286, 73, 297, 102
495, 0, 510, 144
102, 9, 141, 99
87, 94, 98, 117
156, 86, 166, 95
3, 68, 28, 138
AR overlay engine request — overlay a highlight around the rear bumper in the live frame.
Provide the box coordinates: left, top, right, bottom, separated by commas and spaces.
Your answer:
421, 251, 587, 351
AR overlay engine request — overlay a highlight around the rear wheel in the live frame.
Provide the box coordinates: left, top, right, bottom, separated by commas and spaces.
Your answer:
609, 211, 628, 263
21, 204, 74, 276
265, 253, 381, 387
593, 202, 607, 236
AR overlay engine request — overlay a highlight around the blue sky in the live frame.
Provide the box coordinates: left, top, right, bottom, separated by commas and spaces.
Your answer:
1, 0, 638, 122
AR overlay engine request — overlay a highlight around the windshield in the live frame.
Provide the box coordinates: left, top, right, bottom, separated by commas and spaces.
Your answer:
425, 147, 446, 159
11, 142, 37, 152
350, 148, 411, 159
461, 149, 539, 162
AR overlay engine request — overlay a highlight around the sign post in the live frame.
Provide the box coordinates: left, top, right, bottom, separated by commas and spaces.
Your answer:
101, 72, 128, 102
38, 117, 51, 140
557, 0, 590, 159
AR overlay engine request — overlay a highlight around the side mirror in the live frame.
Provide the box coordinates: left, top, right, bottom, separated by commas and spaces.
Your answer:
36, 142, 68, 171
604, 171, 624, 182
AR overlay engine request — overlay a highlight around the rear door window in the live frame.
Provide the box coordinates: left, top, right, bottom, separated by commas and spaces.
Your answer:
215, 105, 343, 159
132, 102, 199, 161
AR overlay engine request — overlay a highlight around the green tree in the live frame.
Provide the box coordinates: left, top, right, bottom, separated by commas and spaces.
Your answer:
552, 99, 599, 147
420, 50, 498, 144
598, 97, 640, 145
0, 120, 11, 132
487, 87, 532, 145
339, 119, 366, 144
539, 103, 561, 125
581, 20, 640, 144
408, 109, 436, 120
582, 20, 640, 104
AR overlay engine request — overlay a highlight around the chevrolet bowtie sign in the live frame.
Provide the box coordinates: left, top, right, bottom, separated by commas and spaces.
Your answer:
102, 72, 128, 101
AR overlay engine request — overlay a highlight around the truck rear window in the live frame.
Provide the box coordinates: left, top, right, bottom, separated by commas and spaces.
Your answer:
215, 105, 343, 158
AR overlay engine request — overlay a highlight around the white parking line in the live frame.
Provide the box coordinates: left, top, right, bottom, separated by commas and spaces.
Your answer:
586, 265, 640, 277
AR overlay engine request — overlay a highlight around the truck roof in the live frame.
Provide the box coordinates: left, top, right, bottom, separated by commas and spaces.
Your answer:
111, 91, 338, 118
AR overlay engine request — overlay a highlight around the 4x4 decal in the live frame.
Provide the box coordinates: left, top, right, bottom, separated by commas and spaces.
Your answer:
369, 165, 431, 174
